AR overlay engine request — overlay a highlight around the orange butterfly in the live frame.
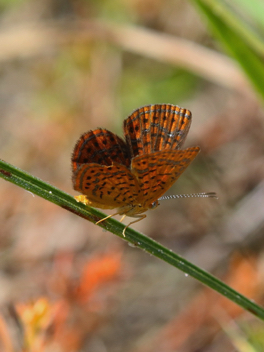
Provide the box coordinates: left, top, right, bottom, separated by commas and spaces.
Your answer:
72, 104, 205, 235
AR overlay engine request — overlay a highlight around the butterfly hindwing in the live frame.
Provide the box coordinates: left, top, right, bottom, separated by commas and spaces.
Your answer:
131, 147, 200, 207
73, 163, 140, 209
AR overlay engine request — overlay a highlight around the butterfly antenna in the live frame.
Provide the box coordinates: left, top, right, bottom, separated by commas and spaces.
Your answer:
158, 192, 218, 200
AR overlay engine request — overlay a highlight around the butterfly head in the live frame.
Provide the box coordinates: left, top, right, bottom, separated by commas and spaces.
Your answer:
118, 199, 160, 218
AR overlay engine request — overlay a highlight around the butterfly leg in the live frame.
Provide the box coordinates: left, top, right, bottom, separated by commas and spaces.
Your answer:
122, 214, 146, 237
120, 215, 126, 222
96, 212, 120, 225
96, 213, 146, 237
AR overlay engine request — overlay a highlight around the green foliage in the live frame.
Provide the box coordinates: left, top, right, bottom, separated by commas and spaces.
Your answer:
192, 0, 264, 100
0, 0, 26, 10
120, 59, 199, 116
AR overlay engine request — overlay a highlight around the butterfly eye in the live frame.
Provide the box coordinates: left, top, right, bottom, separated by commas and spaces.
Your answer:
150, 201, 159, 209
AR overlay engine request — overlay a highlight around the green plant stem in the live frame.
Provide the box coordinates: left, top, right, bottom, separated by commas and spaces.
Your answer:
1, 158, 264, 320
192, 0, 264, 101
197, 0, 264, 57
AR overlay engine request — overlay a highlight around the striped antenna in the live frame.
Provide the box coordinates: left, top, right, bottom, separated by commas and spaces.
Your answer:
158, 192, 218, 200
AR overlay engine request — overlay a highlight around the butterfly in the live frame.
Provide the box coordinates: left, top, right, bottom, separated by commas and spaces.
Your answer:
72, 104, 202, 235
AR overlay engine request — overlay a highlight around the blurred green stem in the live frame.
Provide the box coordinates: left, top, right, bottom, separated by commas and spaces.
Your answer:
193, 0, 264, 100
197, 0, 264, 57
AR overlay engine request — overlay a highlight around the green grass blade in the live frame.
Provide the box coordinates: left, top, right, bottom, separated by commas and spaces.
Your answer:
193, 0, 264, 100
197, 0, 264, 56
1, 158, 264, 320
230, 0, 264, 32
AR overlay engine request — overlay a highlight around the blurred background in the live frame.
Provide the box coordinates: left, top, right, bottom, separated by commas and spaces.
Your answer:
1, 0, 264, 351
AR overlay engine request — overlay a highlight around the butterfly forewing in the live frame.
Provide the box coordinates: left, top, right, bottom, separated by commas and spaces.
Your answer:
72, 128, 131, 172
161, 105, 192, 150
131, 147, 200, 207
73, 163, 140, 209
124, 104, 192, 158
